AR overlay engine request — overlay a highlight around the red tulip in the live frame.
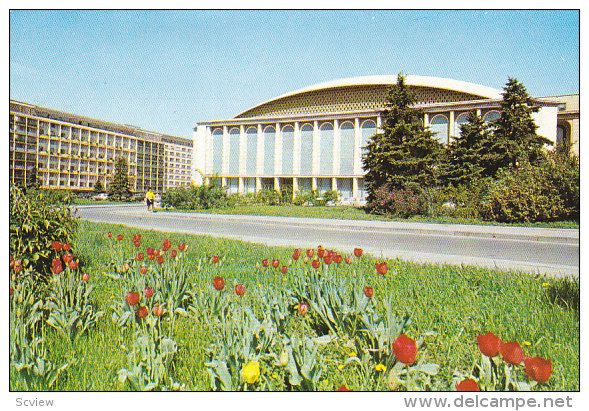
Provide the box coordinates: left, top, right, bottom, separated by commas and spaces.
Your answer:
354, 248, 363, 258
133, 240, 141, 248
262, 259, 269, 267
337, 385, 352, 391
107, 232, 113, 238
272, 259, 280, 268
132, 234, 142, 243
81, 273, 90, 282
62, 243, 71, 251
298, 302, 309, 315
144, 287, 154, 299
162, 239, 172, 252
211, 255, 220, 264
477, 332, 502, 357
306, 249, 314, 258
323, 254, 333, 265
153, 305, 165, 317
364, 286, 374, 298
344, 256, 353, 265
148, 254, 155, 261
280, 265, 288, 274
235, 284, 246, 297
156, 255, 164, 265
212, 276, 225, 291
311, 259, 321, 270
146, 247, 155, 256
116, 234, 123, 242
69, 260, 78, 270
51, 258, 63, 274
376, 262, 388, 275
136, 305, 148, 319
136, 252, 145, 261
500, 341, 524, 365
170, 249, 178, 258
456, 379, 480, 392
178, 242, 186, 252
62, 252, 74, 264
317, 247, 326, 259
393, 334, 417, 365
139, 265, 148, 275
334, 254, 343, 264
292, 249, 301, 260
524, 357, 552, 384
126, 291, 140, 306
51, 241, 62, 252
10, 256, 15, 269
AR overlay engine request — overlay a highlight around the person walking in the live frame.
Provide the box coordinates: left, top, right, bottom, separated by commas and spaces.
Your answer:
145, 188, 155, 212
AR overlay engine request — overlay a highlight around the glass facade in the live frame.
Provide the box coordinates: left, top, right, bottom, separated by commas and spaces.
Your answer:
430, 115, 449, 144
361, 120, 376, 151
484, 111, 500, 122
339, 121, 355, 175
228, 128, 240, 175
319, 122, 334, 175
454, 113, 470, 137
246, 127, 257, 175
263, 126, 275, 175
212, 129, 223, 174
299, 124, 313, 175
281, 125, 294, 175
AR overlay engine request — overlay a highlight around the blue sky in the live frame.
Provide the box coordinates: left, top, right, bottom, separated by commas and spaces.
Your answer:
10, 10, 579, 138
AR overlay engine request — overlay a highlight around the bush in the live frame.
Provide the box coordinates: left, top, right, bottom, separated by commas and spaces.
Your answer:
162, 184, 232, 210
481, 159, 577, 223
366, 186, 423, 217
9, 187, 78, 281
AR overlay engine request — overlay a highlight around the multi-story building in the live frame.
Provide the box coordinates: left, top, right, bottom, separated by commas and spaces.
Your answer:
161, 135, 194, 191
193, 75, 578, 201
9, 100, 193, 193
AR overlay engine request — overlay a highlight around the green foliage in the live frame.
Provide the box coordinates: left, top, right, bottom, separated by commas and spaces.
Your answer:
93, 178, 104, 193
9, 187, 78, 281
162, 184, 232, 210
363, 73, 443, 200
366, 186, 423, 218
26, 165, 41, 189
544, 276, 579, 312
108, 156, 132, 201
481, 159, 577, 223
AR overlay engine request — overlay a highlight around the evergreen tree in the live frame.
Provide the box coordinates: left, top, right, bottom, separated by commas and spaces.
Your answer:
363, 73, 443, 203
441, 111, 490, 187
483, 78, 552, 176
108, 156, 132, 200
25, 164, 41, 189
93, 178, 104, 193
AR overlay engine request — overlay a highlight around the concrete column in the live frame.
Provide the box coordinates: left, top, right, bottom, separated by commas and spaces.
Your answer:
238, 177, 244, 194
293, 177, 299, 194
256, 177, 261, 191
333, 119, 340, 175
449, 111, 455, 140
239, 125, 246, 176
257, 123, 264, 176
222, 126, 229, 175
376, 115, 382, 129
274, 177, 280, 192
476, 109, 482, 117
332, 177, 337, 192
221, 177, 226, 187
312, 177, 317, 191
424, 113, 429, 126
293, 121, 301, 175
354, 117, 362, 175
312, 120, 319, 176
275, 123, 282, 175
352, 177, 359, 199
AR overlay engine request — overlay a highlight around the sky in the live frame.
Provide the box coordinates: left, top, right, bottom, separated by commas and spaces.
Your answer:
9, 9, 579, 138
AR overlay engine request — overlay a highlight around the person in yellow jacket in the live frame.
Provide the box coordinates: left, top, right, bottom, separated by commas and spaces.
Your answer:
145, 188, 155, 212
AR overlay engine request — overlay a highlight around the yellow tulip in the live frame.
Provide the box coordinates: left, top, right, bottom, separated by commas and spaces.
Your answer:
241, 361, 261, 384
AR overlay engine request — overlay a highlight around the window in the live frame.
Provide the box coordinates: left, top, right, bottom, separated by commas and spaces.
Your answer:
483, 111, 500, 122
319, 123, 334, 175
340, 121, 355, 175
338, 178, 353, 199
212, 129, 223, 174
281, 125, 294, 175
430, 115, 449, 144
246, 127, 257, 175
263, 126, 275, 175
361, 120, 376, 151
228, 128, 240, 175
300, 124, 313, 175
454, 113, 470, 137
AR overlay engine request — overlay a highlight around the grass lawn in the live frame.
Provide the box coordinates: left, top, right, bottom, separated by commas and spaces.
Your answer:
161, 204, 579, 229
10, 220, 579, 391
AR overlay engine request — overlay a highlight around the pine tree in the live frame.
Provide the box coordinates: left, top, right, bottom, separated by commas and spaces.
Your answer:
108, 156, 132, 200
363, 73, 443, 203
94, 178, 104, 193
25, 164, 41, 189
441, 111, 490, 187
484, 78, 552, 175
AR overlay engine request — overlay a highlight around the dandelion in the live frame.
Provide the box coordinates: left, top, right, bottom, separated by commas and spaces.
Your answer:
375, 364, 387, 372
542, 282, 550, 288
337, 364, 344, 371
523, 340, 532, 347
240, 361, 261, 384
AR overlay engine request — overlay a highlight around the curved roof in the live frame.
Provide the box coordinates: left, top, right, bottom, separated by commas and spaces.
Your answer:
235, 75, 503, 118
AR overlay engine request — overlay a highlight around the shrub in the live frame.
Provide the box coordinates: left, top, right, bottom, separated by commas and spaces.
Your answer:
10, 187, 78, 281
482, 158, 578, 223
162, 184, 232, 210
366, 186, 423, 218
255, 189, 282, 206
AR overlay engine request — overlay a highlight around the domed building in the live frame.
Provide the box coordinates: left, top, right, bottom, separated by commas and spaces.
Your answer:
193, 75, 576, 202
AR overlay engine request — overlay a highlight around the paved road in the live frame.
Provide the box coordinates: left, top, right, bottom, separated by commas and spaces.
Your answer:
76, 205, 579, 277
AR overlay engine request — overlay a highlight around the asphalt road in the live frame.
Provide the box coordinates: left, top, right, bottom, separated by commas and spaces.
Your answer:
76, 204, 579, 277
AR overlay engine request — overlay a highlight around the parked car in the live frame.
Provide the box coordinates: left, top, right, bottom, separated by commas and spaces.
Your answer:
93, 193, 109, 201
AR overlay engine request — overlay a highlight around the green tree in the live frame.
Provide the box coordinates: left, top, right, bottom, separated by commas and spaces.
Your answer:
108, 156, 132, 200
25, 164, 41, 189
483, 78, 552, 176
93, 178, 104, 193
441, 111, 490, 187
363, 73, 443, 204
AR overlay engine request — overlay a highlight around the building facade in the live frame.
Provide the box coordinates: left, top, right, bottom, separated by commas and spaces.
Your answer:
193, 75, 577, 201
9, 100, 193, 193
